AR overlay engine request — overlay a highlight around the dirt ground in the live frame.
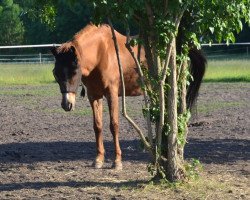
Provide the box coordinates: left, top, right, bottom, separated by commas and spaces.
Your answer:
0, 83, 249, 199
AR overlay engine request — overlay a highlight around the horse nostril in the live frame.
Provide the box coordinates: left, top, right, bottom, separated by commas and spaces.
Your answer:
68, 103, 73, 111
61, 96, 74, 111
61, 102, 70, 111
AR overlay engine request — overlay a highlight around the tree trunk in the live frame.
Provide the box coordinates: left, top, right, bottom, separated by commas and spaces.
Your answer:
177, 61, 188, 162
166, 39, 181, 181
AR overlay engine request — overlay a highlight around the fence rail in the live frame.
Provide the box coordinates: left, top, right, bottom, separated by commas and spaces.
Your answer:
0, 44, 61, 49
0, 43, 250, 64
0, 53, 53, 64
202, 43, 250, 60
0, 44, 61, 64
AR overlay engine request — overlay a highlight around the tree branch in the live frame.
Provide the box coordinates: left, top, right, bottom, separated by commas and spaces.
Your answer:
107, 18, 126, 115
108, 18, 153, 155
145, 2, 154, 30
164, 0, 169, 14
161, 42, 173, 82
141, 31, 156, 77
125, 24, 153, 147
155, 40, 173, 159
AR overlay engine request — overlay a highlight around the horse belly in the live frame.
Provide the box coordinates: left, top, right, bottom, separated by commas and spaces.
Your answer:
119, 67, 142, 96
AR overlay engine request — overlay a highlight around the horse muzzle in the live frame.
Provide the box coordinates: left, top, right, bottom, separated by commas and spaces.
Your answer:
61, 93, 76, 111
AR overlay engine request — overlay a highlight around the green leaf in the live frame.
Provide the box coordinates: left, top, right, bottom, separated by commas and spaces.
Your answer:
209, 27, 214, 34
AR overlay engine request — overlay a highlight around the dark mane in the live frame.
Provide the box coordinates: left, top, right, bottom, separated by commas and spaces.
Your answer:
56, 42, 73, 53
56, 24, 104, 55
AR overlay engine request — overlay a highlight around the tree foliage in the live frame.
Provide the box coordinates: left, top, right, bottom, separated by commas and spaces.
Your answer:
0, 0, 24, 45
1, 1, 250, 45
0, 0, 92, 45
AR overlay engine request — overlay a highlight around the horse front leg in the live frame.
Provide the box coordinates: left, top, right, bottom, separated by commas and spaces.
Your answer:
106, 90, 122, 170
89, 96, 105, 169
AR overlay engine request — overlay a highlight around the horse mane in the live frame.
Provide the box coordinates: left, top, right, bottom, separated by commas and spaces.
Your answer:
57, 42, 73, 53
57, 23, 109, 54
73, 23, 110, 41
67, 23, 111, 62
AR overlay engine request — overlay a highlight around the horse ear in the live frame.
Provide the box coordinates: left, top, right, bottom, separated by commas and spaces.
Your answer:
70, 46, 76, 55
69, 46, 77, 61
51, 47, 58, 57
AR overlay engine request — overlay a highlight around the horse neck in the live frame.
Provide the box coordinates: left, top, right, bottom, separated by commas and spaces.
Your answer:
73, 31, 103, 77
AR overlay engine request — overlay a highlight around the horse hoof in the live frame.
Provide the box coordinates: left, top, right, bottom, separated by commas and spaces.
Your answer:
93, 160, 104, 169
113, 161, 123, 170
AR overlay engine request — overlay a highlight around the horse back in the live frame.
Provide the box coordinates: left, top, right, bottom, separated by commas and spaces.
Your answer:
75, 25, 145, 97
105, 30, 146, 96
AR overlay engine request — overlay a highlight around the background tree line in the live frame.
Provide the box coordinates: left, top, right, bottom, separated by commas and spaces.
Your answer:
0, 0, 91, 45
0, 0, 250, 45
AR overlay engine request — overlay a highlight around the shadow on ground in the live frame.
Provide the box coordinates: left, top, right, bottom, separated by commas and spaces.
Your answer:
0, 138, 249, 192
0, 138, 249, 164
0, 179, 148, 192
185, 138, 250, 164
0, 140, 148, 163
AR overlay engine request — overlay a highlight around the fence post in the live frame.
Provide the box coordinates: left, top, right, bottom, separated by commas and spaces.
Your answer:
39, 53, 42, 64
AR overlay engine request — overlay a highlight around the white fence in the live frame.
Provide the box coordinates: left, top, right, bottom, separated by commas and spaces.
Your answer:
0, 44, 60, 64
0, 43, 249, 64
0, 53, 54, 64
202, 43, 250, 60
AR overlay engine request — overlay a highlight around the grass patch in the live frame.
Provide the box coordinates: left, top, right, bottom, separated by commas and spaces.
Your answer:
204, 60, 250, 82
0, 64, 54, 85
0, 60, 249, 85
197, 101, 246, 114
43, 107, 108, 116
125, 172, 238, 200
0, 84, 59, 97
43, 107, 94, 116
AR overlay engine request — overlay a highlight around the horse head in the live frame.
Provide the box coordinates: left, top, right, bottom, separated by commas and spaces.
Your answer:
51, 45, 82, 112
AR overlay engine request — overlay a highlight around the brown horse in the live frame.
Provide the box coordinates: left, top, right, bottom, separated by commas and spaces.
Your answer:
51, 24, 206, 170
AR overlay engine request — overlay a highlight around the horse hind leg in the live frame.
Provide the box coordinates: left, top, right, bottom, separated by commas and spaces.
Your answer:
89, 97, 105, 169
106, 90, 122, 170
80, 85, 85, 98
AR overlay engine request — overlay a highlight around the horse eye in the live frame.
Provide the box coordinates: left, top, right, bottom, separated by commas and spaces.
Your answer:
53, 73, 59, 82
52, 69, 60, 81
72, 61, 77, 67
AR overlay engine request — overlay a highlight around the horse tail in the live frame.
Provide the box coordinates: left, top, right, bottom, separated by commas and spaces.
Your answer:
186, 48, 207, 109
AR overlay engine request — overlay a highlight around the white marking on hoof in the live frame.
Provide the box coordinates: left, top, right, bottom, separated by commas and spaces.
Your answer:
113, 161, 123, 171
94, 160, 104, 169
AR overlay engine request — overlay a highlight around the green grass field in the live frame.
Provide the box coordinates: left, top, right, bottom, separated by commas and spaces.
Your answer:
0, 64, 54, 85
204, 60, 250, 82
0, 60, 249, 85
